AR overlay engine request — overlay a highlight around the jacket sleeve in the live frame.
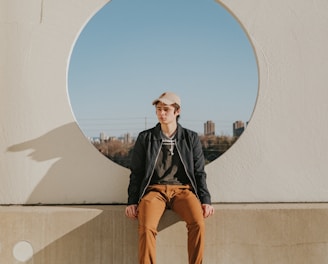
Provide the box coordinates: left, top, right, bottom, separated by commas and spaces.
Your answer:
127, 133, 146, 205
192, 133, 212, 205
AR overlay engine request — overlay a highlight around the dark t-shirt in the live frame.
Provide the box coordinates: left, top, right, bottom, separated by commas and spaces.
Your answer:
150, 133, 190, 185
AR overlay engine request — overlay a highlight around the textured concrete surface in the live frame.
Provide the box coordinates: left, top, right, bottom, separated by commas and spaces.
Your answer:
2, 204, 328, 263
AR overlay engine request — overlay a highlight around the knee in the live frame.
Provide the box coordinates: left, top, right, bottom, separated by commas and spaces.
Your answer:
187, 220, 205, 233
138, 225, 158, 237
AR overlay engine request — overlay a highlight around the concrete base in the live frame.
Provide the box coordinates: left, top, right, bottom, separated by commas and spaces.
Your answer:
1, 204, 328, 263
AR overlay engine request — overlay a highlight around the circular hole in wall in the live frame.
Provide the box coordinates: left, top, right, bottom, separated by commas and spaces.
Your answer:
13, 241, 34, 262
68, 0, 258, 167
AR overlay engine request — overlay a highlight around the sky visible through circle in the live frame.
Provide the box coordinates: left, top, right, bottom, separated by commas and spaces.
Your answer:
68, 0, 258, 140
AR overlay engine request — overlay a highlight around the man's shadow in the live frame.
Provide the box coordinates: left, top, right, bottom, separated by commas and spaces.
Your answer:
7, 122, 128, 204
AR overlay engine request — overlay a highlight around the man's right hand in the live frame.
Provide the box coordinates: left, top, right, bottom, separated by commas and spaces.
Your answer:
125, 204, 138, 219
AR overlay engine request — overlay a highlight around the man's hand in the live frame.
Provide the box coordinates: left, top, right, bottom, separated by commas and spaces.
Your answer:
202, 204, 215, 218
125, 204, 138, 219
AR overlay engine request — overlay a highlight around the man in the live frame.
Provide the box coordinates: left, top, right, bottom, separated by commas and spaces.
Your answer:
125, 91, 214, 264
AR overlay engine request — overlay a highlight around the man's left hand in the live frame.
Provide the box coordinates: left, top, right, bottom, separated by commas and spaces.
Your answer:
202, 204, 215, 218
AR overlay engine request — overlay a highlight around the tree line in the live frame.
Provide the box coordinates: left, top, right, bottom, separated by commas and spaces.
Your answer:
94, 135, 239, 168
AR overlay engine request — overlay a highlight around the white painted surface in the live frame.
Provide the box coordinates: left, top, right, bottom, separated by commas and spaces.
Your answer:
208, 0, 328, 202
0, 0, 327, 204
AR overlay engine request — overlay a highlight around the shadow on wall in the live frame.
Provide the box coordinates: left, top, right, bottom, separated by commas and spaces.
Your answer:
7, 122, 128, 204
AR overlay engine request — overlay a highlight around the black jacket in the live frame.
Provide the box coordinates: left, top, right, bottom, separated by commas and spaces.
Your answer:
127, 123, 212, 205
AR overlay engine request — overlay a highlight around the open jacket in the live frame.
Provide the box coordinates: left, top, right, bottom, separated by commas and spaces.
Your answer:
127, 123, 212, 205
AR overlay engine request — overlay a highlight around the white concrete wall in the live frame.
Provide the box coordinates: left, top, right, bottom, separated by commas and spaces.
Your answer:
1, 0, 328, 204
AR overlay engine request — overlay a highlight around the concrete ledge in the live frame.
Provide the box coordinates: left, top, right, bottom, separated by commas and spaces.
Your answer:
1, 204, 328, 263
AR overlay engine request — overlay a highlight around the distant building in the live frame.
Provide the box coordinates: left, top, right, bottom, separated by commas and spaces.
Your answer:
124, 133, 132, 144
233, 121, 245, 137
204, 120, 215, 136
100, 132, 107, 142
90, 137, 100, 144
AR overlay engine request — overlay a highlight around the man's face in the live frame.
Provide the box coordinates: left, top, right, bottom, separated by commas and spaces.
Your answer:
155, 102, 180, 125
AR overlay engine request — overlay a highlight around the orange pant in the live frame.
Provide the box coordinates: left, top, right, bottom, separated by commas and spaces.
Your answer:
137, 184, 205, 264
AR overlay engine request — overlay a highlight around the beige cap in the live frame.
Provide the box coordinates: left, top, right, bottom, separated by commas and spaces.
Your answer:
152, 92, 181, 107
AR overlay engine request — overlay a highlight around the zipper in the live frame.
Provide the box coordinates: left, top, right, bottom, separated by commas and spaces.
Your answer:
175, 142, 199, 200
138, 140, 163, 203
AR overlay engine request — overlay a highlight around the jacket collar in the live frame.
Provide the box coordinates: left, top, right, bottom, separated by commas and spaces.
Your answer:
153, 122, 184, 141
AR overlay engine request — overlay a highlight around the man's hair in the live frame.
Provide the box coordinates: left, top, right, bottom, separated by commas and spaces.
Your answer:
173, 103, 180, 121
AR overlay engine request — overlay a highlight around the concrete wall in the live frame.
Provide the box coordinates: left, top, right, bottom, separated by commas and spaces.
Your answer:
1, 0, 328, 205
1, 0, 328, 263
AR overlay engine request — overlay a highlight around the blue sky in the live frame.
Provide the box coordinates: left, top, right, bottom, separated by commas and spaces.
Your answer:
68, 0, 258, 138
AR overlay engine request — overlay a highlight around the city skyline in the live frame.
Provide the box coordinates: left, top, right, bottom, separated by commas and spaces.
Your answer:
78, 116, 249, 138
68, 0, 258, 138
88, 118, 247, 141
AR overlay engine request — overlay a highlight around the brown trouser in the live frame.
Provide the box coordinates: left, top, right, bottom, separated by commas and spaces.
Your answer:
137, 184, 205, 264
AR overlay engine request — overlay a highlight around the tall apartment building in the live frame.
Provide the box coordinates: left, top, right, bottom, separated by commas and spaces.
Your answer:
204, 120, 215, 136
233, 121, 245, 137
124, 133, 132, 144
100, 131, 107, 142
